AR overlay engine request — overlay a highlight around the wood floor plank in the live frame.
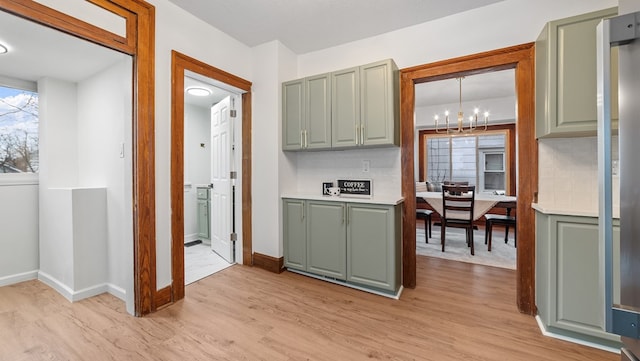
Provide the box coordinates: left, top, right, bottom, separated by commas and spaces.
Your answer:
0, 256, 618, 360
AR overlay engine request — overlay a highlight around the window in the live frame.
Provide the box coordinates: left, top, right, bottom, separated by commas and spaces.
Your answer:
423, 131, 509, 194
0, 85, 38, 174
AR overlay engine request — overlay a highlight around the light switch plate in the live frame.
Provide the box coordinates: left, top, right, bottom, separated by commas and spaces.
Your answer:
362, 160, 370, 173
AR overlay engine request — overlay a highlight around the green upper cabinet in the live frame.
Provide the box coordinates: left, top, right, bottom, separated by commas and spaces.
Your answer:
305, 73, 332, 150
282, 75, 332, 151
536, 7, 618, 138
331, 66, 360, 148
332, 59, 399, 149
359, 59, 399, 147
282, 79, 305, 150
283, 59, 399, 151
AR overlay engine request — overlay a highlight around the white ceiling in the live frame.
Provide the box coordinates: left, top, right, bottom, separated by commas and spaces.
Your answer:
168, 0, 504, 54
0, 3, 515, 114
0, 10, 124, 83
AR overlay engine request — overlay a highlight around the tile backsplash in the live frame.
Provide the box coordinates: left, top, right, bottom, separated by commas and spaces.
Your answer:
538, 136, 619, 213
294, 147, 402, 197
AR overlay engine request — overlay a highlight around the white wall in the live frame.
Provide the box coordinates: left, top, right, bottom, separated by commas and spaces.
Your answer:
77, 58, 133, 303
36, 59, 133, 306
184, 103, 210, 240
286, 0, 617, 208
149, 0, 252, 288
0, 183, 39, 286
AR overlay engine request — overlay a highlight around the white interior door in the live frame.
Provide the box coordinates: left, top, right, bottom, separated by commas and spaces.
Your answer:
210, 96, 234, 263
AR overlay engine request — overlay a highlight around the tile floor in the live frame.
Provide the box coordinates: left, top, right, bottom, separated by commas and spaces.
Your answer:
184, 243, 233, 285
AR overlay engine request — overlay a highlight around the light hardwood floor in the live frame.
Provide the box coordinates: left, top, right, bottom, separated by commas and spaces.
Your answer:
1, 256, 617, 360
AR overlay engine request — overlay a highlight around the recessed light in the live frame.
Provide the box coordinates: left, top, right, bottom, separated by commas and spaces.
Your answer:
0, 44, 7, 54
186, 86, 211, 96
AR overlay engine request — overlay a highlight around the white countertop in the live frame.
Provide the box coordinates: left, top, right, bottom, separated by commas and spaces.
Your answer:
282, 194, 404, 206
532, 203, 619, 219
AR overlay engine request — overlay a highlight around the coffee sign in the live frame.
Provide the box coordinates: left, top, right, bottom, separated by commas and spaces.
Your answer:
337, 179, 372, 197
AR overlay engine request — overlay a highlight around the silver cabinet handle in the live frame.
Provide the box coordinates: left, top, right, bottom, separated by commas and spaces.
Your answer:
300, 130, 304, 149
355, 125, 360, 145
342, 204, 346, 224
304, 130, 308, 149
301, 201, 305, 221
360, 124, 365, 145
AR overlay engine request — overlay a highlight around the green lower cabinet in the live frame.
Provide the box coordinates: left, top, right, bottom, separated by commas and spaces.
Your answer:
283, 199, 307, 271
306, 201, 347, 280
536, 212, 621, 348
347, 203, 400, 292
283, 198, 401, 295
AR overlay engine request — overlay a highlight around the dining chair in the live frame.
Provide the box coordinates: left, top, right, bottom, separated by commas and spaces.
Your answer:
484, 202, 517, 251
440, 185, 476, 255
416, 197, 432, 240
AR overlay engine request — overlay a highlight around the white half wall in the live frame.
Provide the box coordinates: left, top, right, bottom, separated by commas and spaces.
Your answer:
77, 57, 133, 310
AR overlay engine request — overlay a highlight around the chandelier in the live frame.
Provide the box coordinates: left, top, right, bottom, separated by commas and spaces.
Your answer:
434, 77, 489, 133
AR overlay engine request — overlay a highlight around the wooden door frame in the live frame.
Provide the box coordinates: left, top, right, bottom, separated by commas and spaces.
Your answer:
170, 51, 253, 301
400, 43, 538, 314
0, 0, 156, 315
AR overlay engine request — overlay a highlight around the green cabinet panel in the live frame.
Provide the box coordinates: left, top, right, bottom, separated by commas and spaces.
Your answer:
282, 74, 332, 150
536, 7, 618, 138
347, 203, 400, 292
305, 74, 332, 149
282, 79, 305, 150
197, 199, 209, 239
307, 201, 346, 280
536, 212, 621, 347
331, 67, 360, 148
360, 59, 399, 147
283, 199, 307, 271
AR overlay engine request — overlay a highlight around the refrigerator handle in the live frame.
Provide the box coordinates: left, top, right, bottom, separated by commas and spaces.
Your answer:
596, 18, 614, 334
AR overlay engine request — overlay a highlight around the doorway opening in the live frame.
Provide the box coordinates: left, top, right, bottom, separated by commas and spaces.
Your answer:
414, 70, 517, 270
170, 51, 252, 302
183, 73, 242, 284
400, 43, 537, 314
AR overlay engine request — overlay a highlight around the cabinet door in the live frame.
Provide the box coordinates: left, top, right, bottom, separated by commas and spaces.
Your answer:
305, 74, 332, 150
360, 59, 399, 147
306, 201, 346, 280
346, 203, 399, 292
331, 67, 360, 148
197, 199, 209, 239
536, 7, 618, 138
283, 199, 306, 271
282, 79, 305, 150
537, 214, 621, 344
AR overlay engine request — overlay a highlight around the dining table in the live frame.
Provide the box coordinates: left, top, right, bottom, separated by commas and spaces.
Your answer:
416, 191, 517, 221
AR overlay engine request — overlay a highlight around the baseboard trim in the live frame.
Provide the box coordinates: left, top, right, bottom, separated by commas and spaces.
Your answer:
38, 271, 109, 302
0, 270, 38, 287
155, 285, 172, 309
252, 252, 283, 273
535, 315, 620, 354
184, 233, 198, 243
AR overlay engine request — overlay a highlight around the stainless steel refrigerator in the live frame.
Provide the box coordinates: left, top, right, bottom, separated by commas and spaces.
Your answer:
598, 11, 640, 361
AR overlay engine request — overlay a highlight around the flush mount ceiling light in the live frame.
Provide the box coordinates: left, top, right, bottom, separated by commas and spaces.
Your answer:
0, 43, 8, 54
185, 86, 211, 96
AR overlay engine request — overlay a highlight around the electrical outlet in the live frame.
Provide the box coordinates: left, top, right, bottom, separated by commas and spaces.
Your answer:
362, 160, 370, 173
